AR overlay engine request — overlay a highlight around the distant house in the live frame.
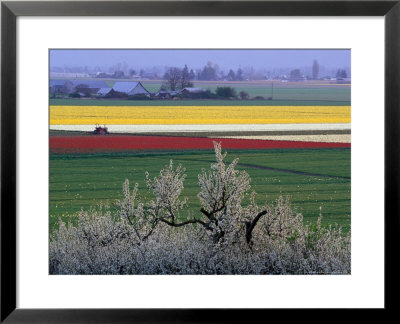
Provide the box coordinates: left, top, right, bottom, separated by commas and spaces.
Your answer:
336, 77, 351, 84
288, 76, 306, 82
112, 81, 150, 96
96, 72, 111, 78
72, 80, 109, 95
130, 75, 141, 80
49, 80, 74, 94
179, 87, 205, 94
97, 87, 112, 97
154, 90, 178, 99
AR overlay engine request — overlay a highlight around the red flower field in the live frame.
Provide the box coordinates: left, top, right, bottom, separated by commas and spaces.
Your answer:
49, 135, 351, 153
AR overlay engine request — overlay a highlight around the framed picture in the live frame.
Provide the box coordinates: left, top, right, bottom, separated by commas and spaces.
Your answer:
1, 0, 399, 321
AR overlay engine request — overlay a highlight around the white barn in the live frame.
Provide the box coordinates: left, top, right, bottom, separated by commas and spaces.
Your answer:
112, 82, 150, 96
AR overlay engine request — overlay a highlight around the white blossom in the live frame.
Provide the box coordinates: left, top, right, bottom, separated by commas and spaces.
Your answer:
50, 144, 350, 275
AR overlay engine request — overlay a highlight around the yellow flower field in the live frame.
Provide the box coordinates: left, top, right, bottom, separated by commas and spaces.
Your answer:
50, 105, 351, 125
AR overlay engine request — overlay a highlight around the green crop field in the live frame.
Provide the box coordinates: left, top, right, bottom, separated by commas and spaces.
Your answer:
50, 98, 350, 106
49, 148, 351, 233
140, 80, 351, 100
195, 82, 350, 102
50, 80, 350, 106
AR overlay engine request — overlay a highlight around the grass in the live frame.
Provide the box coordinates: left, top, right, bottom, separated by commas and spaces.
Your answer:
49, 148, 351, 233
50, 79, 350, 106
50, 98, 350, 107
141, 80, 351, 100
196, 82, 350, 101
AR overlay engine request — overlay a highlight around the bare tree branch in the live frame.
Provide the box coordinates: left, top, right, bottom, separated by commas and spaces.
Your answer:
245, 210, 268, 245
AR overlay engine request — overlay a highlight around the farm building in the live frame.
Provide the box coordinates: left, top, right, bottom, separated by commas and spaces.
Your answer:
288, 76, 306, 82
336, 77, 351, 84
50, 79, 109, 95
112, 81, 150, 96
179, 87, 206, 94
72, 80, 109, 95
49, 80, 74, 94
96, 72, 111, 78
154, 90, 179, 99
97, 87, 112, 97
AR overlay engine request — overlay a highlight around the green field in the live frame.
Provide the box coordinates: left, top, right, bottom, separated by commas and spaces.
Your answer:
50, 79, 350, 106
142, 80, 351, 102
50, 98, 350, 106
49, 148, 351, 233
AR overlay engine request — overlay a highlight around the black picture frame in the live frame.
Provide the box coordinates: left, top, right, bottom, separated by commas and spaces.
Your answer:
1, 0, 399, 322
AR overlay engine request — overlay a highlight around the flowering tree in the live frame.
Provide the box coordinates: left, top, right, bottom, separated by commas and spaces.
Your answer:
197, 143, 268, 244
116, 142, 270, 246
50, 143, 351, 275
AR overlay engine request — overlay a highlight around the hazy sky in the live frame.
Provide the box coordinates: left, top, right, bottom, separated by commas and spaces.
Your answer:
50, 49, 350, 70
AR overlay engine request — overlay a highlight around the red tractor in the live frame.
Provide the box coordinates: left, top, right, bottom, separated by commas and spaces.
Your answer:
93, 124, 109, 135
